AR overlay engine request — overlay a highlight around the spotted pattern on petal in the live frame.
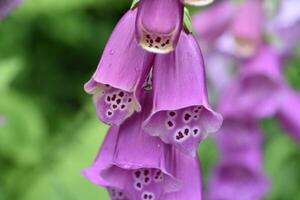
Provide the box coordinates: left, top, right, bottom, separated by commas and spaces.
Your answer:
140, 29, 173, 54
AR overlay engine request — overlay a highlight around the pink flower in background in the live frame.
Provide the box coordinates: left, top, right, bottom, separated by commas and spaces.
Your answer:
0, 0, 21, 19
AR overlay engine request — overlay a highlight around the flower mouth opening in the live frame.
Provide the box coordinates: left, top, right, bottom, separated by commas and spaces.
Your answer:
85, 79, 140, 126
139, 25, 175, 54
235, 36, 258, 58
101, 165, 181, 200
144, 105, 222, 156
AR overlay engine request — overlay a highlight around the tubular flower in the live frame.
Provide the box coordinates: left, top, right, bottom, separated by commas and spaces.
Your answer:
84, 8, 154, 126
277, 90, 300, 145
136, 0, 183, 54
83, 93, 203, 200
181, 0, 214, 7
0, 0, 21, 19
231, 0, 264, 58
219, 45, 285, 118
192, 0, 236, 46
143, 31, 223, 156
208, 120, 269, 200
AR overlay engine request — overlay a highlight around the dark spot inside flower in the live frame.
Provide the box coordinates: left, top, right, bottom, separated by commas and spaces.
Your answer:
144, 194, 148, 199
112, 94, 116, 101
112, 104, 117, 109
135, 171, 141, 178
105, 84, 110, 87
144, 170, 149, 176
145, 177, 150, 183
155, 37, 161, 43
184, 128, 189, 135
166, 39, 170, 44
167, 121, 173, 127
118, 192, 123, 196
146, 35, 150, 39
169, 111, 176, 117
106, 96, 111, 102
184, 113, 192, 121
146, 40, 149, 43
194, 109, 199, 113
150, 39, 153, 44
155, 45, 159, 48
108, 111, 113, 116
118, 91, 124, 97
161, 43, 166, 47
176, 131, 184, 140
121, 104, 126, 109
197, 106, 203, 110
193, 129, 198, 135
136, 182, 142, 188
116, 99, 121, 104
128, 98, 132, 103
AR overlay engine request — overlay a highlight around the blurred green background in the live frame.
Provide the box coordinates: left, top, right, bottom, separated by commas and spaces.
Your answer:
0, 0, 299, 200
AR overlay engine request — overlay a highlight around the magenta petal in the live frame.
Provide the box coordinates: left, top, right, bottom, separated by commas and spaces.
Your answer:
219, 45, 285, 118
163, 154, 202, 200
136, 0, 183, 54
277, 90, 300, 145
216, 117, 263, 154
0, 0, 21, 19
143, 31, 223, 156
192, 0, 236, 46
230, 0, 264, 58
85, 8, 154, 126
83, 94, 183, 200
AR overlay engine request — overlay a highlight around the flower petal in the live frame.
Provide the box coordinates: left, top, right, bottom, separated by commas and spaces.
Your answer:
231, 0, 264, 58
192, 0, 236, 47
143, 31, 223, 156
219, 45, 285, 118
83, 93, 182, 200
277, 90, 300, 145
136, 0, 183, 54
85, 8, 154, 126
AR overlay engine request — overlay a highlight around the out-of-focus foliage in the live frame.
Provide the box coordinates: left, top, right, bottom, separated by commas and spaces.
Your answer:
0, 0, 299, 200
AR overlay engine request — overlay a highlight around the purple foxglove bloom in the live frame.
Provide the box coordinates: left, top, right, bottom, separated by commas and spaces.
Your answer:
181, 0, 214, 6
268, 0, 300, 57
219, 45, 285, 118
136, 0, 183, 54
277, 90, 300, 145
231, 0, 265, 58
143, 31, 223, 156
192, 0, 236, 48
0, 0, 21, 19
208, 153, 269, 200
85, 8, 154, 126
216, 117, 263, 154
83, 93, 202, 200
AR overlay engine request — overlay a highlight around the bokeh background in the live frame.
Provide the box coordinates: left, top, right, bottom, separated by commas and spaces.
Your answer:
0, 0, 299, 200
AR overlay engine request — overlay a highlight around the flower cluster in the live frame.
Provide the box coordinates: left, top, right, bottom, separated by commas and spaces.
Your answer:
83, 0, 223, 199
192, 0, 300, 199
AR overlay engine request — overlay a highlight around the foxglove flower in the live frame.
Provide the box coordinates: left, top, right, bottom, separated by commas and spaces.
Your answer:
231, 0, 264, 58
181, 0, 214, 6
143, 31, 223, 156
83, 93, 202, 200
85, 8, 154, 126
0, 0, 21, 19
277, 90, 300, 145
136, 0, 183, 54
208, 152, 269, 200
219, 45, 285, 118
268, 0, 300, 57
208, 122, 269, 200
192, 0, 236, 47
